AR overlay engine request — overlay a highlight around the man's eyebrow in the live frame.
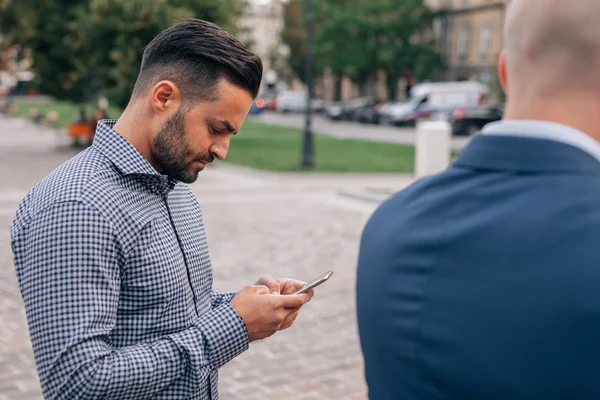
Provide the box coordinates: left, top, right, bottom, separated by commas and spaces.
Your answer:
220, 120, 237, 134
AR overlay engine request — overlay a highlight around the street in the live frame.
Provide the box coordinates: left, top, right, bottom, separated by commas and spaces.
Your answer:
256, 111, 471, 150
0, 115, 414, 400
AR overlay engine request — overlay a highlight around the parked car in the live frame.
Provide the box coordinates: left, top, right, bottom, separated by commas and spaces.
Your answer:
361, 102, 389, 124
352, 101, 386, 124
312, 98, 326, 113
276, 90, 324, 113
352, 104, 371, 123
381, 98, 438, 126
325, 101, 344, 120
326, 97, 378, 120
447, 104, 503, 136
276, 91, 304, 113
381, 81, 489, 126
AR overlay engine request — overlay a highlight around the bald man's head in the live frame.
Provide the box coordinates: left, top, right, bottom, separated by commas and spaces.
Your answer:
503, 0, 600, 98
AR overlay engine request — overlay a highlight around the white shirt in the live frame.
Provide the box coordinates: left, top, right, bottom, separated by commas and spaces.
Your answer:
482, 120, 600, 163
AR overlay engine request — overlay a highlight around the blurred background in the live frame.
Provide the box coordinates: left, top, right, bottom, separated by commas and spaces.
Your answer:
0, 0, 506, 399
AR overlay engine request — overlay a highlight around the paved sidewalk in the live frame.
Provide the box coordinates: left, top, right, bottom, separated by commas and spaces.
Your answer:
0, 115, 415, 399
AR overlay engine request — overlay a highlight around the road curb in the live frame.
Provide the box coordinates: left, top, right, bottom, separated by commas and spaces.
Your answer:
337, 187, 396, 204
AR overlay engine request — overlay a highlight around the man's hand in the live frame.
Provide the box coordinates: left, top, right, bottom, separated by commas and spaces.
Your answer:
255, 275, 282, 294
230, 283, 313, 342
254, 275, 315, 296
278, 278, 315, 296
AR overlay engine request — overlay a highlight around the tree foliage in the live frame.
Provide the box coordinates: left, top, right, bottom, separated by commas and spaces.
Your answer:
0, 0, 243, 107
1, 0, 89, 99
281, 0, 444, 100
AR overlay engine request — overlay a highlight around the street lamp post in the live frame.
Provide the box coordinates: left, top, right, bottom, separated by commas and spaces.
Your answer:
300, 0, 315, 168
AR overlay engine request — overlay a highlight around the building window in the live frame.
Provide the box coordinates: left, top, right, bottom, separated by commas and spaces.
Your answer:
432, 19, 442, 41
479, 26, 491, 58
445, 18, 454, 59
458, 24, 470, 59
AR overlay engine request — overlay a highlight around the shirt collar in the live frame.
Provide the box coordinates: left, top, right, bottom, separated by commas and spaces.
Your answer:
482, 119, 600, 163
92, 119, 177, 195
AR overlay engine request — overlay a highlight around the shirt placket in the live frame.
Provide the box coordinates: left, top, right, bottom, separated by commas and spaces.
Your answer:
159, 181, 200, 318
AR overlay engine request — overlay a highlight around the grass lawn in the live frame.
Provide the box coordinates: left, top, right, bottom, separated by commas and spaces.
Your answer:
12, 100, 121, 129
233, 118, 415, 173
10, 99, 417, 173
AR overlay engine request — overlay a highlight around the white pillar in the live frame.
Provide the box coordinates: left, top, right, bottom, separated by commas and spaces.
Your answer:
414, 120, 452, 178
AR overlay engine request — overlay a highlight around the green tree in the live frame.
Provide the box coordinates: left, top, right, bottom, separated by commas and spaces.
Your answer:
0, 0, 243, 106
281, 0, 443, 101
280, 0, 326, 86
314, 0, 378, 99
72, 0, 244, 107
0, 0, 90, 100
373, 0, 443, 100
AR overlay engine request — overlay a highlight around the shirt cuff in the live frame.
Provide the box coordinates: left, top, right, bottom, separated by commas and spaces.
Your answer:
195, 303, 249, 370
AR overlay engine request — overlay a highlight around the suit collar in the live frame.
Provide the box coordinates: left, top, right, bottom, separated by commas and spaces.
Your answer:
453, 134, 600, 175
482, 120, 600, 163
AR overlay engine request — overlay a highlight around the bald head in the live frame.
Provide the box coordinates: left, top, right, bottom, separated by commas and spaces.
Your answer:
504, 0, 600, 97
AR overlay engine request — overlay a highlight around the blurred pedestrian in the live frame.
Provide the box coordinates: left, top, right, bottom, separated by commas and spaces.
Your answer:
74, 107, 87, 123
89, 107, 103, 128
357, 0, 600, 398
12, 18, 313, 400
87, 107, 106, 145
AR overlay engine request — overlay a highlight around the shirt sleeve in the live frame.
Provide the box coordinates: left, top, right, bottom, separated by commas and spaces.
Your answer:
211, 290, 237, 308
12, 201, 249, 399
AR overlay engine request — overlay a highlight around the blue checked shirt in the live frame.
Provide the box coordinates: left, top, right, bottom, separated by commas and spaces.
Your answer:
11, 120, 249, 399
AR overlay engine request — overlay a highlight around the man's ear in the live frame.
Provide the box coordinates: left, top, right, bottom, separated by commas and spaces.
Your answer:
150, 80, 182, 116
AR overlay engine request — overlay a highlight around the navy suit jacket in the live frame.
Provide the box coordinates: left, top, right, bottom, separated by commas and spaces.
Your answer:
357, 133, 600, 399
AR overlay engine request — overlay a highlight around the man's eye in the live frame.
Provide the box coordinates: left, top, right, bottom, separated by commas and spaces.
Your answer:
211, 126, 223, 134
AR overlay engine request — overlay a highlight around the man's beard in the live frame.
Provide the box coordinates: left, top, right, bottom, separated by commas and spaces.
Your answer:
152, 109, 214, 183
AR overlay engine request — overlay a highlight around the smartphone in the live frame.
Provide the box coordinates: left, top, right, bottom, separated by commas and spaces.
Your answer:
293, 270, 334, 295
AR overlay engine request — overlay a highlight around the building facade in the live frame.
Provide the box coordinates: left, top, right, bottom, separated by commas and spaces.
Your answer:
429, 0, 506, 94
237, 0, 297, 92
236, 0, 507, 102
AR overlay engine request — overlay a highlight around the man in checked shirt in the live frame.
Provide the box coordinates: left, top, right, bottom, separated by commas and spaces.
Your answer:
11, 19, 314, 399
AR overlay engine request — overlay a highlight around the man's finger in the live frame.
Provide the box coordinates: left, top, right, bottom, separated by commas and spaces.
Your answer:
280, 311, 299, 330
252, 285, 271, 295
303, 288, 315, 301
256, 275, 280, 294
279, 279, 307, 295
278, 293, 311, 309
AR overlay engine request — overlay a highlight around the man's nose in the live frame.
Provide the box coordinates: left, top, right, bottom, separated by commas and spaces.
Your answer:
210, 137, 230, 161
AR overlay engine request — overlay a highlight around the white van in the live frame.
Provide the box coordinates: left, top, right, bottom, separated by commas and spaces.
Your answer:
275, 90, 324, 113
276, 91, 306, 113
383, 81, 489, 126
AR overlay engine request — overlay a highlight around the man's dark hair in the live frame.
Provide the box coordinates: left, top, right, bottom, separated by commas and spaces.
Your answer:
132, 18, 263, 103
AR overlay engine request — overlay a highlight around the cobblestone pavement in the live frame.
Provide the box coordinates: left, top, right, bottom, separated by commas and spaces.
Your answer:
0, 115, 414, 400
